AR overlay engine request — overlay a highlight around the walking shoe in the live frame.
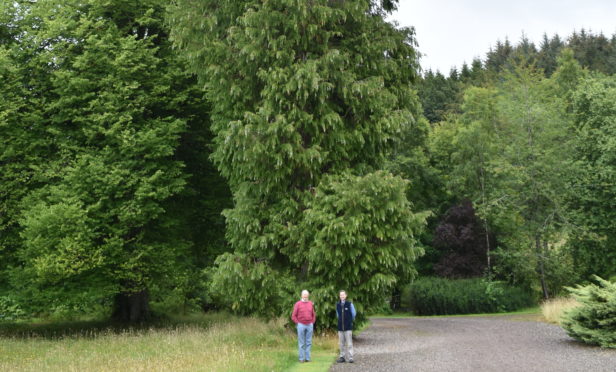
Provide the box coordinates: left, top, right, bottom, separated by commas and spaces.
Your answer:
299, 360, 304, 363
348, 359, 354, 363
336, 357, 346, 363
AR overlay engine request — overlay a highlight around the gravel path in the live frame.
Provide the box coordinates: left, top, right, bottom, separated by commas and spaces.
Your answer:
329, 315, 616, 372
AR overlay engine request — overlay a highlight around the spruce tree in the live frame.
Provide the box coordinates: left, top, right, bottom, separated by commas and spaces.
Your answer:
561, 276, 616, 348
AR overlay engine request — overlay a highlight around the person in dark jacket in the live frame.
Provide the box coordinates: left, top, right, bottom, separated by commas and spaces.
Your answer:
336, 290, 356, 363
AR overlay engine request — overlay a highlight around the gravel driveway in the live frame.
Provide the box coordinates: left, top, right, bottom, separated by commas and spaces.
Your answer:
329, 315, 616, 372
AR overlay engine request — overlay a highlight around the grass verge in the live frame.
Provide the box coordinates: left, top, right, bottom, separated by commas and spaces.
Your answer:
284, 333, 337, 372
540, 297, 580, 324
0, 313, 338, 372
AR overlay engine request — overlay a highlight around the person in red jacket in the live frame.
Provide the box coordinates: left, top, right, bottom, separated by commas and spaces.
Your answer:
291, 289, 316, 363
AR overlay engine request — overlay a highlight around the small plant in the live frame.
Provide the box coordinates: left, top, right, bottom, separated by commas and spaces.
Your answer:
561, 276, 616, 348
540, 297, 580, 324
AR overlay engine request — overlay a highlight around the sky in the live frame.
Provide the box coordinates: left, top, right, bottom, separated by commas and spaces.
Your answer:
388, 0, 616, 73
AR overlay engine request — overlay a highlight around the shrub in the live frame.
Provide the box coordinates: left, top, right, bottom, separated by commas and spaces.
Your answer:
401, 277, 535, 315
0, 296, 25, 321
561, 276, 616, 348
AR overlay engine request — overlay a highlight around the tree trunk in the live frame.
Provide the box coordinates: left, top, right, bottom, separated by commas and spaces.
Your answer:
112, 288, 151, 322
390, 286, 402, 311
484, 218, 491, 279
479, 161, 491, 279
535, 235, 549, 299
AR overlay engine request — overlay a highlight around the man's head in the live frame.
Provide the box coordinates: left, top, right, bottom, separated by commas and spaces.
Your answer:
301, 289, 310, 301
339, 290, 347, 301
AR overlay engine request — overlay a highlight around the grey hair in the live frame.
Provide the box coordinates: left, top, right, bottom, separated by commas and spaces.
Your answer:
301, 289, 309, 296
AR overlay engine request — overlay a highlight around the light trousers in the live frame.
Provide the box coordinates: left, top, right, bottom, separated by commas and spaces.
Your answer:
297, 323, 313, 361
338, 330, 353, 360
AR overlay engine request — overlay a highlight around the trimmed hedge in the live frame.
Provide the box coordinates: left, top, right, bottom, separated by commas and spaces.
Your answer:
561, 276, 616, 348
401, 277, 535, 315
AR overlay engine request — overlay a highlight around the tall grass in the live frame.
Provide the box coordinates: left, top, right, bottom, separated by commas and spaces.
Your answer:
540, 297, 580, 324
0, 313, 336, 372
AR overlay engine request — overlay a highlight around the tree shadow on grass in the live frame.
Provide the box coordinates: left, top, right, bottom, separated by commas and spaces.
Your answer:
0, 312, 227, 340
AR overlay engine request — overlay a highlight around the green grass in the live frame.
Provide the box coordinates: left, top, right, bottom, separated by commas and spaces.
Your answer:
283, 329, 338, 372
2, 307, 545, 372
285, 353, 336, 372
0, 313, 338, 372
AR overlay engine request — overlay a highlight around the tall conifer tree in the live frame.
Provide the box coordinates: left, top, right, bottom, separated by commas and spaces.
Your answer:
169, 0, 426, 325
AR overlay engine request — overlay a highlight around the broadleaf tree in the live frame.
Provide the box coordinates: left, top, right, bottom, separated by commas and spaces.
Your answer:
1, 0, 211, 321
567, 75, 616, 280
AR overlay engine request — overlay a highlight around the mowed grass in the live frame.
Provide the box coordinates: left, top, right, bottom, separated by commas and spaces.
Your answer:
0, 313, 337, 372
540, 297, 581, 324
286, 332, 338, 372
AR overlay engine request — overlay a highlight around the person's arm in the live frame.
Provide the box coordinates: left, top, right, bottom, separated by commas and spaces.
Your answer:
291, 302, 299, 324
311, 302, 316, 324
350, 303, 356, 320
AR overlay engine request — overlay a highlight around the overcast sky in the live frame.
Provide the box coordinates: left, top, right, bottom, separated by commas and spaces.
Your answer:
388, 0, 616, 73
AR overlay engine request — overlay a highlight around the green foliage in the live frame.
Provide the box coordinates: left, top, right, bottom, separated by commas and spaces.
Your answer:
169, 0, 425, 328
427, 64, 576, 297
402, 277, 535, 316
0, 295, 25, 321
561, 276, 616, 348
491, 242, 578, 297
488, 67, 575, 299
567, 75, 616, 280
0, 0, 222, 320
207, 252, 295, 318
299, 171, 427, 328
418, 70, 461, 123
552, 48, 587, 98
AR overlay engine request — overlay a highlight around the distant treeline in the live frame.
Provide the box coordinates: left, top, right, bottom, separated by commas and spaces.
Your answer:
419, 30, 616, 123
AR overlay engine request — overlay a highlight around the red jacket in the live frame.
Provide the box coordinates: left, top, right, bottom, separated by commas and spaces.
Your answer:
292, 300, 316, 325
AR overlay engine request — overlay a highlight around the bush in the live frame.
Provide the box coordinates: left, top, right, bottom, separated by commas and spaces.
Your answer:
0, 296, 25, 321
561, 276, 616, 348
401, 277, 535, 315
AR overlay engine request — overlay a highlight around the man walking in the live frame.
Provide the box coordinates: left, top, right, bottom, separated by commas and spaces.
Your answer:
336, 290, 356, 363
292, 289, 316, 363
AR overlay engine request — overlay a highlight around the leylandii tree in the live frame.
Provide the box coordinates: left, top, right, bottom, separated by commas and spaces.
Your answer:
169, 0, 426, 324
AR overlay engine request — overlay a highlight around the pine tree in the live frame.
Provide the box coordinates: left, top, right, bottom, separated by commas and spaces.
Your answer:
419, 70, 461, 123
537, 33, 564, 76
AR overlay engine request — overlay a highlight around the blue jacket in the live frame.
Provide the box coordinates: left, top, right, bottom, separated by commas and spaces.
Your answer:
336, 301, 356, 331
